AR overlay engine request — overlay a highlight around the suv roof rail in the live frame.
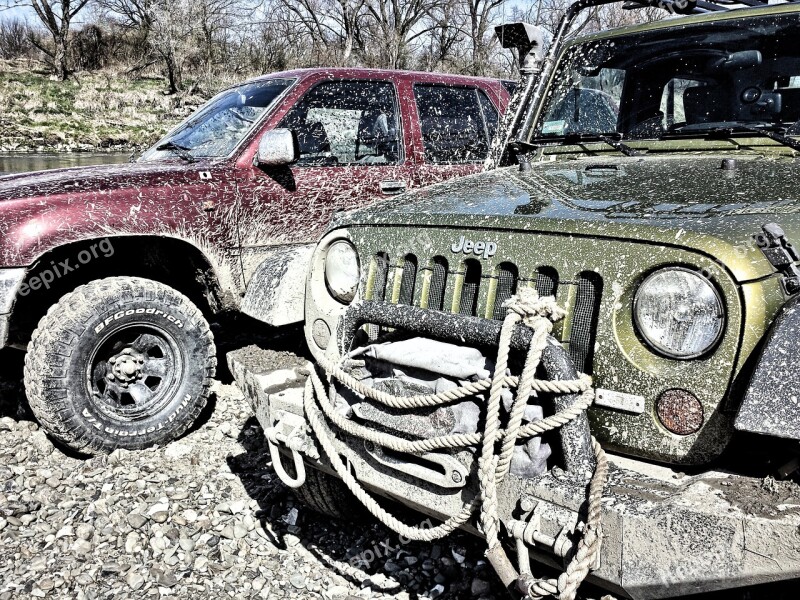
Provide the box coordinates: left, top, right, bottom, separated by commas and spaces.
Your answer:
624, 0, 800, 15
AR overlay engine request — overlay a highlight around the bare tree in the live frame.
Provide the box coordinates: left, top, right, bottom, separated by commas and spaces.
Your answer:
418, 0, 464, 72
98, 0, 260, 93
361, 0, 443, 69
463, 0, 506, 76
4, 0, 675, 91
281, 0, 367, 65
1, 0, 93, 79
0, 18, 33, 59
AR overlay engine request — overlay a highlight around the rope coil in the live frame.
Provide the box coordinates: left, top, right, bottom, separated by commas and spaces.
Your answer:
299, 289, 608, 600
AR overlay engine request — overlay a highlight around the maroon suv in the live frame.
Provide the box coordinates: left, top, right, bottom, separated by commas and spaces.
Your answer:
0, 68, 511, 454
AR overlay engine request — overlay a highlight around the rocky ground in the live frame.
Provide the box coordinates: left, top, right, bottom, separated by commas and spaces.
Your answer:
1, 323, 798, 600
0, 327, 507, 600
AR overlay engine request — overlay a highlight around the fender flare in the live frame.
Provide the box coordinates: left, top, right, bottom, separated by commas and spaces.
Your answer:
735, 294, 800, 440
241, 244, 314, 327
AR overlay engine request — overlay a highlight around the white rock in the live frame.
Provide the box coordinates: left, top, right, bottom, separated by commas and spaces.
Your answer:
283, 508, 299, 526
194, 556, 209, 572
147, 503, 169, 516
125, 532, 139, 554
55, 526, 73, 539
164, 442, 192, 459
182, 509, 199, 522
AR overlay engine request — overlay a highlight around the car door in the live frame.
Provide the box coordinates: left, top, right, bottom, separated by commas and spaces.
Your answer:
411, 83, 501, 188
235, 78, 415, 285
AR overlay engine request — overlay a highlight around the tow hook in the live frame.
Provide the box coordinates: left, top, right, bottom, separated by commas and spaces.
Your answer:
265, 411, 311, 489
755, 223, 800, 295
265, 426, 306, 488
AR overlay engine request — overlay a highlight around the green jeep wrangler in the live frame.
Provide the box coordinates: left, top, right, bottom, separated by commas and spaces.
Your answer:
230, 1, 800, 597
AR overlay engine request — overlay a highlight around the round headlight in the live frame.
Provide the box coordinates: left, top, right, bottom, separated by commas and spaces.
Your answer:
634, 268, 724, 359
325, 241, 360, 304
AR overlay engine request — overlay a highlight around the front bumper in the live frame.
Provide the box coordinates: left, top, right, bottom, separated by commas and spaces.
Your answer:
230, 298, 800, 599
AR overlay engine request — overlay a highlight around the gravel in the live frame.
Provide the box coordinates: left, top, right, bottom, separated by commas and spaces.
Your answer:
3, 321, 792, 600
0, 345, 506, 600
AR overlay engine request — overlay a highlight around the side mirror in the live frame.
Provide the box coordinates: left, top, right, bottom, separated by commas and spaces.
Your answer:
255, 128, 298, 167
495, 22, 545, 76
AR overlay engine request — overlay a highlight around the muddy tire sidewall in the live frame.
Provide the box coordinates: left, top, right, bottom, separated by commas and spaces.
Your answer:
24, 277, 216, 454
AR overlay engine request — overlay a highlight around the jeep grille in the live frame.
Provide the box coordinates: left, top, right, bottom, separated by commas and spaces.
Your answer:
365, 252, 603, 375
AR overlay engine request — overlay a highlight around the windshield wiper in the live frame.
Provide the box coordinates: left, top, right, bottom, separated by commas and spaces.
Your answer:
529, 132, 641, 157
567, 133, 641, 157
156, 141, 197, 163
663, 125, 800, 152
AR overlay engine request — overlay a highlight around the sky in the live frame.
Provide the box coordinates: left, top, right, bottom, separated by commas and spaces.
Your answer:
0, 6, 29, 20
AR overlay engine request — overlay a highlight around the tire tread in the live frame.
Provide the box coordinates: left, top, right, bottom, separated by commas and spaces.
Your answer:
24, 276, 216, 455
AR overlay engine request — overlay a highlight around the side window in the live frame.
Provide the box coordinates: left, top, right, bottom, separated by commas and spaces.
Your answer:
414, 85, 493, 164
478, 90, 499, 142
279, 80, 400, 166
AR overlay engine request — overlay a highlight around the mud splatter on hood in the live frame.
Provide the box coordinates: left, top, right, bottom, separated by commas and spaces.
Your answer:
334, 154, 800, 282
0, 160, 217, 202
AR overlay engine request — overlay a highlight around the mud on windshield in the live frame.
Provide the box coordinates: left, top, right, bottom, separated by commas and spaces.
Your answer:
533, 13, 800, 144
140, 78, 296, 161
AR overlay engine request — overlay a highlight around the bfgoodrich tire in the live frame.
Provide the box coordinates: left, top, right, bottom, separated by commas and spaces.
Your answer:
24, 277, 216, 454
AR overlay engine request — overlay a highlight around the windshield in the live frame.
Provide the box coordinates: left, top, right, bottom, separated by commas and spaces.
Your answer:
140, 78, 295, 161
533, 12, 800, 143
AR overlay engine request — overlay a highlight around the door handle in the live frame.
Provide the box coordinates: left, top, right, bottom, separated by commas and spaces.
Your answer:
380, 180, 407, 195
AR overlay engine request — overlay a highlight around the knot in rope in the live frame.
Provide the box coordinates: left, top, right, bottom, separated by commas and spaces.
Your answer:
503, 287, 567, 328
297, 290, 607, 600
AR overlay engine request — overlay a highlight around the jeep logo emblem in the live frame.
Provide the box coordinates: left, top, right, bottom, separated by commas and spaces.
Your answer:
451, 236, 497, 260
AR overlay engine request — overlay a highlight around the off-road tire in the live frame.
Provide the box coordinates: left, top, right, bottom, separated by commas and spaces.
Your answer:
293, 468, 362, 520
24, 276, 216, 455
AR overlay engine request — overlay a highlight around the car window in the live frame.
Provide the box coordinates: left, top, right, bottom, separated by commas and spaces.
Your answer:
279, 80, 400, 166
502, 80, 518, 96
535, 15, 800, 143
539, 69, 623, 137
414, 85, 494, 164
660, 78, 707, 130
478, 90, 499, 142
140, 79, 294, 161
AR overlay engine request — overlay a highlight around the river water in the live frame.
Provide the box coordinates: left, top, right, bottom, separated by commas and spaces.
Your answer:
0, 153, 131, 175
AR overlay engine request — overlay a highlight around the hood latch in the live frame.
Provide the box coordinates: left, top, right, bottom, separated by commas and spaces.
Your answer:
755, 223, 800, 295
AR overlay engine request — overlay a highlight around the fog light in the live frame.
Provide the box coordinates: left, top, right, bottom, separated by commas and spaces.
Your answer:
656, 389, 704, 436
312, 319, 331, 350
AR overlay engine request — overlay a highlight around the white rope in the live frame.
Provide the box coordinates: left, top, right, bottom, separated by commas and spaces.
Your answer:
300, 288, 608, 599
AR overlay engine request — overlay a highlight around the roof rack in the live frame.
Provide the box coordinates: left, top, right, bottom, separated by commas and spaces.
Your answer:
623, 0, 800, 15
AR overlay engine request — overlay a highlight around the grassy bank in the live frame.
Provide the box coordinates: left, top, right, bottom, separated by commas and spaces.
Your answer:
0, 60, 209, 153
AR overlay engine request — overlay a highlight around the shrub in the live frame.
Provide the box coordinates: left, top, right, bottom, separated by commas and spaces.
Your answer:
0, 19, 32, 60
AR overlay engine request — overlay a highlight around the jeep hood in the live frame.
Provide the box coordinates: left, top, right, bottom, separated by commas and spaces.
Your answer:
337, 154, 800, 282
0, 160, 215, 202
